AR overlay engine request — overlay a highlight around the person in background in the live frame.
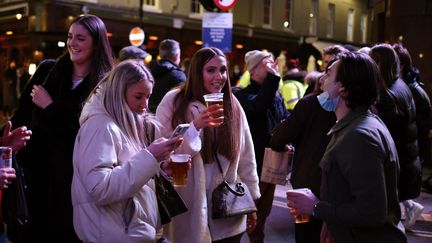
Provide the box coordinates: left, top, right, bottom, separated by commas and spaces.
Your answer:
230, 64, 243, 87
156, 47, 260, 243
181, 57, 191, 78
281, 58, 308, 110
8, 14, 114, 242
358, 46, 371, 55
270, 65, 335, 243
15, 64, 31, 98
235, 50, 288, 243
393, 43, 432, 212
303, 71, 323, 96
287, 52, 407, 243
149, 39, 186, 112
321, 45, 349, 71
393, 43, 432, 169
72, 60, 182, 242
118, 45, 150, 63
370, 44, 423, 231
342, 44, 356, 52
3, 60, 18, 114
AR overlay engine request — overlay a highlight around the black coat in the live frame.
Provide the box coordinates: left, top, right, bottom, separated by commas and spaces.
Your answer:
235, 73, 288, 177
270, 93, 336, 197
375, 78, 422, 201
9, 55, 94, 242
149, 59, 186, 112
403, 68, 432, 162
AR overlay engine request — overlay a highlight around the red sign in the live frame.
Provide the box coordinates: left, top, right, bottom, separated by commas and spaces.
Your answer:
129, 27, 145, 47
213, 0, 238, 11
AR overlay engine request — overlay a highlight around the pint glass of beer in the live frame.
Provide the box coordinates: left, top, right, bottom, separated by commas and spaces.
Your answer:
203, 93, 224, 125
287, 188, 311, 224
169, 154, 191, 187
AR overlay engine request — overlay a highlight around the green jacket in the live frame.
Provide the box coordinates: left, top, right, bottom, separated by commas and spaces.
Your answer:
314, 108, 406, 243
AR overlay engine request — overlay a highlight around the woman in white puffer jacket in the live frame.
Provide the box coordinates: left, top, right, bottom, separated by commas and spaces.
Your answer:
72, 60, 182, 243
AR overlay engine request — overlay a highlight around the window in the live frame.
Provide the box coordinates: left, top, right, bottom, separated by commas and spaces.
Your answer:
264, 0, 272, 27
191, 0, 201, 13
145, 0, 155, 5
143, 0, 161, 12
309, 0, 318, 35
327, 3, 335, 38
347, 8, 354, 42
189, 0, 204, 18
284, 0, 292, 29
360, 14, 368, 43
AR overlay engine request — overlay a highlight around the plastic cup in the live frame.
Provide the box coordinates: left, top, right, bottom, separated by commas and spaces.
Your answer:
0, 147, 12, 168
287, 188, 311, 224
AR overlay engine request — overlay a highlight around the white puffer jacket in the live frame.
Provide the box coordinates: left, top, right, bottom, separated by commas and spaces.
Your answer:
72, 88, 161, 243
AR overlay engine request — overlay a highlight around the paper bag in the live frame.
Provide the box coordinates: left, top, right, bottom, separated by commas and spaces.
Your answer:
260, 145, 294, 185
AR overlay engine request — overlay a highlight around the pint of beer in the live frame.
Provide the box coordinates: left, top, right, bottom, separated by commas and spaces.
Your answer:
203, 93, 224, 125
169, 154, 191, 187
287, 188, 311, 224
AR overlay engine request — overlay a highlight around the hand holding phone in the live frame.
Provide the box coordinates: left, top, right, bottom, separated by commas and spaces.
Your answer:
170, 124, 190, 138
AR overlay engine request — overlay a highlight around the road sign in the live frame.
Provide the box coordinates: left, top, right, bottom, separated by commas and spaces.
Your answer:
213, 0, 238, 11
129, 27, 145, 47
202, 13, 233, 53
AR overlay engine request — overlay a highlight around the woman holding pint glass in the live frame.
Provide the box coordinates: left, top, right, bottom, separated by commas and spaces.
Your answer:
72, 60, 182, 242
156, 47, 260, 243
286, 52, 407, 242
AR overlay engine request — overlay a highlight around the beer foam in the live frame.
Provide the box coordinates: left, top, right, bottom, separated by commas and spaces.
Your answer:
170, 154, 191, 163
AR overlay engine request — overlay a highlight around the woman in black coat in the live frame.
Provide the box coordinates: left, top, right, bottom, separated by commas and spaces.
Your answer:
7, 15, 114, 242
370, 44, 423, 229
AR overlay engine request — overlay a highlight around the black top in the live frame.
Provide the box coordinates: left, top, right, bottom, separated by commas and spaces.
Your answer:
270, 93, 336, 196
375, 78, 421, 201
149, 59, 186, 112
8, 55, 92, 242
235, 73, 288, 177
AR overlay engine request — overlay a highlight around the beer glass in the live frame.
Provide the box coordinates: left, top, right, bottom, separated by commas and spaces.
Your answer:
0, 147, 12, 168
287, 188, 311, 224
169, 154, 191, 187
203, 93, 224, 125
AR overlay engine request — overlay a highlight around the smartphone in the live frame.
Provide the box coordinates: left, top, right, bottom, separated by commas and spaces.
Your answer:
170, 124, 190, 138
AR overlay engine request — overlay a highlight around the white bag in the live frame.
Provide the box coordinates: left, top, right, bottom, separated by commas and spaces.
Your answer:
260, 145, 294, 185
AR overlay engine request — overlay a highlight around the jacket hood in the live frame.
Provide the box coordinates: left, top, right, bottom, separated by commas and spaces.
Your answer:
79, 84, 106, 125
149, 59, 180, 78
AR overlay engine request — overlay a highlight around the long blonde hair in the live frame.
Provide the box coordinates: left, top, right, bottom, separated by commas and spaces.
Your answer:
101, 60, 155, 150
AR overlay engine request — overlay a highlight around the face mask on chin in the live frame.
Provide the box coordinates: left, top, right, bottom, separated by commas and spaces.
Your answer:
317, 87, 340, 112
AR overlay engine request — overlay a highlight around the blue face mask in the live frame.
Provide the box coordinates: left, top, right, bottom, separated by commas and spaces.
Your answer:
317, 91, 339, 112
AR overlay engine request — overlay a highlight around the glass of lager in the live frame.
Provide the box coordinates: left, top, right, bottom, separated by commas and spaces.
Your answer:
203, 93, 224, 125
287, 188, 311, 224
169, 154, 191, 187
